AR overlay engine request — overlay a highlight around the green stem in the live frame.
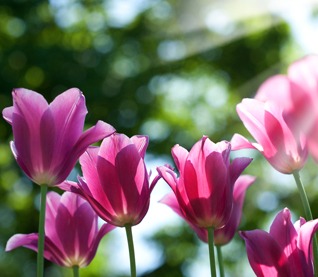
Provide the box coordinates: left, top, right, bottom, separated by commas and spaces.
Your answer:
73, 265, 79, 277
37, 184, 48, 277
216, 245, 225, 277
207, 227, 217, 277
293, 171, 318, 277
125, 225, 136, 277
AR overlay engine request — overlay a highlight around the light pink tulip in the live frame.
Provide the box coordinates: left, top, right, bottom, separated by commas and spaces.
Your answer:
240, 208, 318, 277
157, 136, 252, 229
60, 133, 159, 227
161, 175, 255, 245
2, 88, 115, 186
232, 55, 318, 173
6, 191, 115, 268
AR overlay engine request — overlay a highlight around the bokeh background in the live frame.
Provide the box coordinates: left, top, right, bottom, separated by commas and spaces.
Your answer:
1, 0, 318, 276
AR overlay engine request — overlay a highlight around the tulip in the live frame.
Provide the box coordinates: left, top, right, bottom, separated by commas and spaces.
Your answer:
157, 136, 252, 277
231, 98, 308, 174
60, 133, 158, 227
2, 88, 115, 187
157, 136, 252, 229
59, 133, 160, 277
240, 208, 318, 277
6, 191, 115, 270
232, 55, 318, 174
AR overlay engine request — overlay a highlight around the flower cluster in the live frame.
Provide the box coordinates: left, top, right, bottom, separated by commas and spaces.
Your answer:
3, 55, 318, 277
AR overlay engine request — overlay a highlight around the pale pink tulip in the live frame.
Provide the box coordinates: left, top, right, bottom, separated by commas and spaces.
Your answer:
6, 191, 115, 268
60, 133, 159, 227
2, 88, 115, 186
240, 208, 318, 277
157, 136, 252, 229
232, 55, 318, 173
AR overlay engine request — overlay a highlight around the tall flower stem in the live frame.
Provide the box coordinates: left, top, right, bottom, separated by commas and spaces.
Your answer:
293, 171, 318, 276
207, 227, 217, 277
216, 245, 225, 277
37, 184, 48, 277
125, 225, 136, 277
73, 266, 79, 277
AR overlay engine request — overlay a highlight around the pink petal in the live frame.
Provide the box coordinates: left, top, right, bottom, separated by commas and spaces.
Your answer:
156, 165, 178, 193
2, 106, 13, 124
269, 208, 298, 259
47, 88, 87, 171
130, 135, 149, 158
54, 120, 115, 184
160, 192, 208, 243
240, 230, 291, 276
229, 157, 253, 185
85, 223, 116, 266
171, 144, 189, 173
297, 218, 318, 270
6, 233, 39, 252
230, 133, 263, 152
214, 175, 255, 245
236, 99, 276, 156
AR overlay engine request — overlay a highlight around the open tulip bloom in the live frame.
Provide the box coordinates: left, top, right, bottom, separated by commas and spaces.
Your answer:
2, 88, 115, 187
157, 136, 252, 277
240, 208, 318, 277
6, 191, 115, 276
2, 88, 115, 277
59, 133, 160, 277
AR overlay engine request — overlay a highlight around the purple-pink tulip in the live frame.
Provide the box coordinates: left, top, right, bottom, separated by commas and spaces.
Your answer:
6, 191, 115, 268
240, 208, 318, 277
161, 175, 255, 245
157, 136, 252, 229
2, 88, 115, 186
232, 55, 318, 173
60, 133, 159, 227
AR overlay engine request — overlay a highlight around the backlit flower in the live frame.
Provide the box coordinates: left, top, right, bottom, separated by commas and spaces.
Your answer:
157, 136, 252, 229
6, 191, 115, 268
2, 88, 115, 186
60, 133, 159, 227
240, 208, 318, 277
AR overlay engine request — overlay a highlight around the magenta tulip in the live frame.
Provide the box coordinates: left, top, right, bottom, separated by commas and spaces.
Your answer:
6, 191, 115, 268
2, 88, 115, 186
232, 55, 318, 173
161, 175, 255, 245
59, 133, 159, 227
157, 136, 252, 229
240, 208, 318, 277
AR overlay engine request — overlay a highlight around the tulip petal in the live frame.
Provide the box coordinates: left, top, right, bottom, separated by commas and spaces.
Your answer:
171, 144, 189, 173
6, 233, 39, 252
54, 121, 115, 184
297, 218, 318, 269
160, 192, 208, 243
231, 133, 264, 152
86, 223, 116, 266
214, 175, 255, 245
229, 157, 253, 185
269, 208, 309, 276
2, 106, 13, 124
240, 230, 291, 276
156, 165, 178, 193
237, 99, 276, 156
131, 135, 149, 158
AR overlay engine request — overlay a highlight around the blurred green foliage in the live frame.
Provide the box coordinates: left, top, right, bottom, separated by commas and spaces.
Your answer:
0, 0, 315, 276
